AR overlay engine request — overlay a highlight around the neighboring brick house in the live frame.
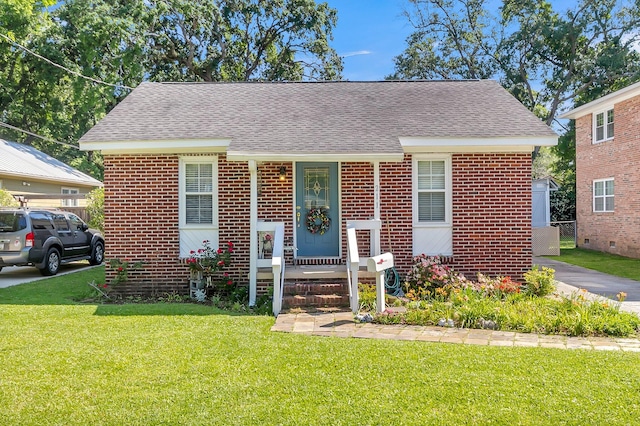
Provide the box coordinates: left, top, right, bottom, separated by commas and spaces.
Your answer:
79, 80, 556, 305
561, 80, 640, 258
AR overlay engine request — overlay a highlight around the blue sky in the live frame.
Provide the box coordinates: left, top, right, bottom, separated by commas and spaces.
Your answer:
325, 0, 413, 81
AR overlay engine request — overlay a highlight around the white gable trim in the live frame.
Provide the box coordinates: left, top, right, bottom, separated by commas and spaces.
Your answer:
400, 136, 557, 153
560, 80, 640, 120
80, 139, 231, 154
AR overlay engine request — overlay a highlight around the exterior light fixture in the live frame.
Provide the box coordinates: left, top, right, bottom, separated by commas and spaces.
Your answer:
279, 166, 287, 181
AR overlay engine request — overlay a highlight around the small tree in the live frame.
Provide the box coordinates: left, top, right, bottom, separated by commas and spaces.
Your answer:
0, 189, 19, 207
86, 187, 104, 231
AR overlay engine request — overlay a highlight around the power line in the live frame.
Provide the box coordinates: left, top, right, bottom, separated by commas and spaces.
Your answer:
0, 33, 133, 90
0, 121, 79, 150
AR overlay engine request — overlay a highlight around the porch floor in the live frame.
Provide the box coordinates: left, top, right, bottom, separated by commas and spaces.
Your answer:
257, 264, 378, 280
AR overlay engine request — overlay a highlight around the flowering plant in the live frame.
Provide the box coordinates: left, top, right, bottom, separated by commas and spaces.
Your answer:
404, 254, 466, 300
187, 240, 235, 298
186, 240, 233, 275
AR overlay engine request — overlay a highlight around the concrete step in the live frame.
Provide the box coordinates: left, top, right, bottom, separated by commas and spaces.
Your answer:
283, 293, 350, 308
283, 281, 349, 296
281, 280, 350, 309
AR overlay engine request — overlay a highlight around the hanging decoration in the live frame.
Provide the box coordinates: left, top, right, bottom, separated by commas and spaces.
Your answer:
306, 207, 331, 235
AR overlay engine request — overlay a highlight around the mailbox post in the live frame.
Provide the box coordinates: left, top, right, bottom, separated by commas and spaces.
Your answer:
366, 253, 394, 313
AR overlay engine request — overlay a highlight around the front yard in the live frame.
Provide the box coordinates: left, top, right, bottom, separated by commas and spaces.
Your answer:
1, 267, 640, 425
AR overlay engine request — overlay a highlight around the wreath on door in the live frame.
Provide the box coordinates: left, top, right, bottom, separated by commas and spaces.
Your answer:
306, 207, 331, 235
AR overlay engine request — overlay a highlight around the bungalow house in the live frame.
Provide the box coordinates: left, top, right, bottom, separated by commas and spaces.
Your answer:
78, 80, 557, 311
0, 138, 102, 209
560, 80, 640, 258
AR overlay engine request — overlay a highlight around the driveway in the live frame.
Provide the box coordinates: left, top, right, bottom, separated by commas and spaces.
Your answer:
535, 257, 640, 315
0, 262, 97, 289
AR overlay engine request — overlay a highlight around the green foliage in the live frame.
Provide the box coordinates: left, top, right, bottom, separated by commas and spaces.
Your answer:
108, 258, 144, 284
523, 265, 556, 297
0, 188, 19, 207
85, 186, 104, 231
404, 254, 466, 300
375, 289, 639, 337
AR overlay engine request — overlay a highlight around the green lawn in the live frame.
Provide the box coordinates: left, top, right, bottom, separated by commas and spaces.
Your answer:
1, 268, 640, 425
547, 247, 640, 281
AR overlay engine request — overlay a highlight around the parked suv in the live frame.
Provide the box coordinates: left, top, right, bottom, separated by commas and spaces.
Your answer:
0, 208, 104, 275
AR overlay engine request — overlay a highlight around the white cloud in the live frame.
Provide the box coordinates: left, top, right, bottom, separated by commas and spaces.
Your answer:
341, 50, 372, 58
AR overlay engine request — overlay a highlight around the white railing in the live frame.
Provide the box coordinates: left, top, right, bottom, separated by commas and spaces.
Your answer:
256, 222, 286, 316
346, 220, 382, 313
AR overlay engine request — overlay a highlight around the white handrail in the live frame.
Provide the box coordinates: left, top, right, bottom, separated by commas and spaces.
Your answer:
346, 226, 360, 313
345, 220, 382, 313
271, 223, 285, 316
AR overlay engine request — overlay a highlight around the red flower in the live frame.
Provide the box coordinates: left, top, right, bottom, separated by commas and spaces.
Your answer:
217, 260, 225, 266
227, 241, 233, 248
227, 280, 233, 286
190, 250, 195, 255
223, 272, 229, 277
217, 248, 223, 254
117, 267, 123, 272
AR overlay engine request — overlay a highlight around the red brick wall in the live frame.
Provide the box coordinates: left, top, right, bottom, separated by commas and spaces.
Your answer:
576, 95, 640, 257
341, 162, 375, 258
104, 152, 533, 294
103, 155, 183, 293
379, 155, 414, 274
451, 153, 532, 280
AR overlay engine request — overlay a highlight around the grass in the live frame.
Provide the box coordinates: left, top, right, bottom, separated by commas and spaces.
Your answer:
2, 268, 640, 424
548, 247, 640, 281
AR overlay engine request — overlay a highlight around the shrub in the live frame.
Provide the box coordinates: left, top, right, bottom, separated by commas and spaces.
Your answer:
523, 265, 556, 297
404, 254, 466, 300
0, 188, 19, 207
86, 187, 104, 231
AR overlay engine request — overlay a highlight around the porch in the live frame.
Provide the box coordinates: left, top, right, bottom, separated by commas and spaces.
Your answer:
252, 219, 386, 316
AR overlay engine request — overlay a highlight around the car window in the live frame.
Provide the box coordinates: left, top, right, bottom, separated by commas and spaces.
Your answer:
68, 214, 85, 231
0, 212, 27, 232
52, 214, 70, 232
30, 212, 54, 230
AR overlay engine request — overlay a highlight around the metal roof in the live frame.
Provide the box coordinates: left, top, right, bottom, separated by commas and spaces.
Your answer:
0, 139, 102, 187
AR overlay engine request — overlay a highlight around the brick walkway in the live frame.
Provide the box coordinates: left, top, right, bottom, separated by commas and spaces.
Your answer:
271, 310, 640, 351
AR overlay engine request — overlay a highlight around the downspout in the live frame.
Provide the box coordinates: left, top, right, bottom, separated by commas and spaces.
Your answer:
249, 160, 257, 306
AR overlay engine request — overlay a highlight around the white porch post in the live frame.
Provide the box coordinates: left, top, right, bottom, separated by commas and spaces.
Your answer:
373, 161, 381, 255
249, 160, 258, 306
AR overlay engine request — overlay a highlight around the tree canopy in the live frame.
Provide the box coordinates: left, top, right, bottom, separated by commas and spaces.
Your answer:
391, 0, 640, 127
0, 0, 342, 180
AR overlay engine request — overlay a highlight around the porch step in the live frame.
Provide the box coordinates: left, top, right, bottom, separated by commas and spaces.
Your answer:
281, 281, 350, 309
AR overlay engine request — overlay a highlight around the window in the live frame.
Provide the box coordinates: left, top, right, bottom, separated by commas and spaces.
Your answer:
179, 157, 218, 227
593, 178, 614, 212
184, 163, 214, 224
415, 157, 450, 223
61, 187, 79, 207
52, 213, 70, 232
594, 108, 614, 143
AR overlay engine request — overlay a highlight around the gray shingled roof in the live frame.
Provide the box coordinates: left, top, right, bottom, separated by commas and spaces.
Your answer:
0, 139, 102, 186
79, 80, 556, 156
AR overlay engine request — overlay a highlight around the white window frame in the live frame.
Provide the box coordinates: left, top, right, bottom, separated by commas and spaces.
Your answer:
593, 178, 614, 212
61, 187, 79, 207
178, 156, 219, 228
412, 155, 452, 227
593, 106, 614, 144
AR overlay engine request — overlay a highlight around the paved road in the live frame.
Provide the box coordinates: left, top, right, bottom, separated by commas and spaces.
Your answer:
0, 262, 97, 288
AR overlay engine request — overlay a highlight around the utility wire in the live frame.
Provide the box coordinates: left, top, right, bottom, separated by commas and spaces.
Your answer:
0, 121, 79, 150
0, 33, 133, 90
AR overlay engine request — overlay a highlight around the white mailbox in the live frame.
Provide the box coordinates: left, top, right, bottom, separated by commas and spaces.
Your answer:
367, 252, 394, 272
366, 252, 394, 313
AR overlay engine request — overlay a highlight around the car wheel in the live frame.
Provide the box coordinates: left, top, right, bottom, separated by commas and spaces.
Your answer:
40, 248, 61, 276
90, 241, 105, 265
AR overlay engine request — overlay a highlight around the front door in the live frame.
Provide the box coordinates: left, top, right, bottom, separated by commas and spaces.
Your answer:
295, 162, 339, 257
